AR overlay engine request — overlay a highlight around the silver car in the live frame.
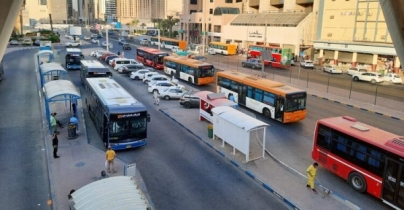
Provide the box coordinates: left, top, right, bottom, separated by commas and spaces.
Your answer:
242, 58, 262, 69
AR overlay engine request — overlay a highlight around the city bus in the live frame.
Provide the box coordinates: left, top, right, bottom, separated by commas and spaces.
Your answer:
247, 45, 292, 68
312, 116, 404, 209
65, 48, 84, 70
164, 56, 215, 85
150, 37, 187, 50
85, 77, 150, 150
216, 71, 306, 123
136, 47, 169, 69
208, 42, 237, 55
80, 60, 111, 85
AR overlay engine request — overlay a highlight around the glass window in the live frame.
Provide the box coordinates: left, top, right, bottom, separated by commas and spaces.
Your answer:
263, 92, 275, 105
209, 9, 213, 14
190, 0, 197, 4
254, 89, 263, 101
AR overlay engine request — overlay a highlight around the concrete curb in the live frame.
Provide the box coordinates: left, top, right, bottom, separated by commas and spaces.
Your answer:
159, 108, 300, 210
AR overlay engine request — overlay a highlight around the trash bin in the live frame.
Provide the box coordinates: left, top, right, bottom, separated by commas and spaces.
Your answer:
67, 122, 78, 139
208, 124, 213, 138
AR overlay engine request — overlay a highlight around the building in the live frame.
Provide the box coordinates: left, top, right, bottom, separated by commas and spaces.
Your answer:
165, 0, 182, 18
179, 0, 318, 57
314, 0, 400, 73
14, 1, 27, 35
25, 0, 49, 22
151, 0, 166, 19
105, 0, 117, 22
47, 0, 68, 24
117, 0, 167, 25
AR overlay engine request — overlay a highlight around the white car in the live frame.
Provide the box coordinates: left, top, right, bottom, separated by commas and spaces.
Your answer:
95, 51, 109, 58
148, 81, 178, 93
322, 65, 343, 74
91, 39, 99, 44
84, 36, 91, 40
146, 75, 169, 85
143, 72, 160, 83
130, 69, 151, 80
346, 67, 368, 76
91, 34, 98, 38
300, 60, 314, 69
384, 73, 403, 84
65, 41, 81, 47
9, 40, 19, 46
159, 86, 186, 100
352, 72, 384, 84
90, 50, 105, 57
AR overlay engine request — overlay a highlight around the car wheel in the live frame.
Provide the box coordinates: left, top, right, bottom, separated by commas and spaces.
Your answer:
353, 77, 359, 81
184, 102, 192, 109
78, 44, 81, 47
69, 45, 72, 47
371, 79, 376, 84
252, 65, 256, 69
389, 80, 393, 84
134, 76, 139, 80
164, 95, 170, 100
242, 62, 245, 67
348, 172, 367, 193
188, 77, 193, 83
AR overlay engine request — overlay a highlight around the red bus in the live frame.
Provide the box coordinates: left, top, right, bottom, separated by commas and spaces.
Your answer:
136, 47, 169, 69
247, 45, 292, 68
312, 116, 404, 209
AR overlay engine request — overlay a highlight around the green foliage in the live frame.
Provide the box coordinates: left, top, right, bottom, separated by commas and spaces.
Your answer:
173, 31, 179, 38
49, 35, 60, 43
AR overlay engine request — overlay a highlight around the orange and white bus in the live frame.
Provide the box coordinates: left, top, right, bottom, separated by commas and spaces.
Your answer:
164, 56, 215, 85
216, 71, 306, 123
136, 47, 169, 69
150, 37, 187, 50
208, 42, 237, 55
312, 116, 404, 209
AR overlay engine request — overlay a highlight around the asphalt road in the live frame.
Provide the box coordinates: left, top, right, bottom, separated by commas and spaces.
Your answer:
52, 45, 291, 209
0, 49, 52, 209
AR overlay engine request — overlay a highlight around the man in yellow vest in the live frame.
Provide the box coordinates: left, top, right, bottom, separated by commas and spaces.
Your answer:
105, 146, 116, 173
306, 162, 319, 194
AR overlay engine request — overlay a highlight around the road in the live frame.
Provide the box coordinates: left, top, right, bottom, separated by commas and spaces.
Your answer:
0, 49, 52, 209
85, 33, 401, 209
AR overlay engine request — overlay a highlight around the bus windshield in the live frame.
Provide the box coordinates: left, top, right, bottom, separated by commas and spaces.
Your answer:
66, 55, 81, 65
109, 117, 147, 139
198, 66, 215, 78
285, 93, 306, 111
155, 54, 167, 64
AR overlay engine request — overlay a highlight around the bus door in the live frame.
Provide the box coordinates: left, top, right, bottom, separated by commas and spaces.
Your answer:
174, 63, 181, 78
103, 115, 108, 145
238, 84, 247, 106
382, 158, 404, 208
275, 96, 284, 121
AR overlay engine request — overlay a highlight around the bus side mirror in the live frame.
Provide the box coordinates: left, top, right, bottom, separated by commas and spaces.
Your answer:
147, 114, 151, 122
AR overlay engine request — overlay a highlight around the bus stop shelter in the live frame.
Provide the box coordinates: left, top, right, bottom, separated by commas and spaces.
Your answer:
194, 91, 236, 123
36, 50, 54, 65
211, 106, 269, 163
43, 80, 81, 134
70, 176, 150, 210
39, 62, 67, 87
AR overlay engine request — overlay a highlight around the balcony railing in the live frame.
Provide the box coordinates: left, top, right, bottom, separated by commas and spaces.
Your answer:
270, 0, 284, 6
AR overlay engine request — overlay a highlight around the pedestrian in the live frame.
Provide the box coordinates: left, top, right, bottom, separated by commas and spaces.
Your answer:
69, 115, 79, 131
153, 90, 160, 106
105, 146, 116, 173
52, 131, 60, 158
53, 113, 64, 128
98, 170, 110, 180
71, 103, 77, 117
306, 162, 319, 193
68, 189, 76, 210
50, 113, 57, 134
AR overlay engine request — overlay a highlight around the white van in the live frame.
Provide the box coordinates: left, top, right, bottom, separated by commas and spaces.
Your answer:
113, 59, 142, 70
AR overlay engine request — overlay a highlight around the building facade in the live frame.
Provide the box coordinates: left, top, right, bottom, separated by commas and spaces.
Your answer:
105, 0, 118, 22
179, 0, 318, 57
314, 0, 400, 73
151, 0, 166, 19
47, 0, 68, 24
165, 0, 182, 18
25, 0, 49, 21
117, 0, 167, 25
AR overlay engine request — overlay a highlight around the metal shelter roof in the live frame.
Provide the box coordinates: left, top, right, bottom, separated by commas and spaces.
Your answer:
37, 50, 54, 56
43, 80, 81, 99
194, 91, 237, 107
212, 106, 269, 131
71, 176, 149, 210
40, 62, 66, 74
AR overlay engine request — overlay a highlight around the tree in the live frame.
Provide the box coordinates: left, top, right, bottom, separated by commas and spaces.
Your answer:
151, 19, 159, 28
164, 16, 180, 38
140, 23, 147, 29
130, 19, 140, 29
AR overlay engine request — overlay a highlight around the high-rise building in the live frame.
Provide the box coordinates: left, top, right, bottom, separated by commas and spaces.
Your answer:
67, 0, 73, 22
165, 0, 181, 18
117, 0, 167, 25
25, 0, 49, 21
47, 0, 68, 24
151, 0, 165, 19
105, 0, 117, 22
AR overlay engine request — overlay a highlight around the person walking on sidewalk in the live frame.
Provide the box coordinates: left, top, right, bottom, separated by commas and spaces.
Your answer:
153, 90, 160, 106
50, 113, 58, 133
52, 131, 60, 158
106, 146, 116, 173
306, 162, 319, 193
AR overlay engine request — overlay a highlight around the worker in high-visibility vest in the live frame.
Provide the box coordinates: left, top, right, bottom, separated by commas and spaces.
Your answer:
306, 162, 319, 194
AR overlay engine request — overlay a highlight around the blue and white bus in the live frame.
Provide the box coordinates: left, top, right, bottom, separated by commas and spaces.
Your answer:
85, 77, 150, 150
65, 48, 83, 70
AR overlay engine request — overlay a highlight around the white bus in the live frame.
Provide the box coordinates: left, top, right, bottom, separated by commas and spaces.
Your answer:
65, 48, 83, 70
80, 60, 111, 85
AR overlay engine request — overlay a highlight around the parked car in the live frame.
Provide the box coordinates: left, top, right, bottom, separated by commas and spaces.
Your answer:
130, 69, 151, 80
242, 58, 262, 69
84, 36, 91, 40
352, 72, 384, 84
90, 34, 98, 38
118, 38, 126, 45
383, 73, 403, 84
179, 91, 200, 109
65, 41, 81, 47
33, 39, 41, 46
146, 75, 169, 85
143, 72, 160, 83
123, 43, 131, 50
322, 65, 343, 74
91, 39, 99, 44
90, 50, 106, 57
300, 60, 314, 69
148, 81, 178, 93
22, 39, 33, 46
100, 52, 116, 61
346, 67, 368, 76
9, 40, 19, 46
139, 39, 149, 46
159, 87, 185, 100
106, 55, 120, 65
117, 64, 145, 74
96, 51, 110, 59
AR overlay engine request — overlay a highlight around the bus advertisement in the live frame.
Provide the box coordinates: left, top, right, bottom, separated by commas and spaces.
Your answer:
312, 116, 404, 209
85, 77, 150, 150
247, 45, 292, 68
208, 42, 237, 55
65, 48, 83, 70
136, 47, 169, 69
216, 71, 306, 123
80, 60, 111, 85
150, 37, 187, 50
164, 56, 215, 85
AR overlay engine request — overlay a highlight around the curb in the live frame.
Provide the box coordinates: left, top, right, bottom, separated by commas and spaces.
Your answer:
310, 94, 404, 121
159, 109, 300, 210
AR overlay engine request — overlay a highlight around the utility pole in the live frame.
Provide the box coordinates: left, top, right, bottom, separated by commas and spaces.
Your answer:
49, 14, 54, 32
261, 19, 267, 77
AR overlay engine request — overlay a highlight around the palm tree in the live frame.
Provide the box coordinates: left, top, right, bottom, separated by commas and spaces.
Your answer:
151, 19, 158, 28
164, 16, 180, 38
140, 23, 147, 29
131, 19, 140, 29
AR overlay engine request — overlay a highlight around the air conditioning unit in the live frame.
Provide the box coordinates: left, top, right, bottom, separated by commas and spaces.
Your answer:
327, 33, 332, 37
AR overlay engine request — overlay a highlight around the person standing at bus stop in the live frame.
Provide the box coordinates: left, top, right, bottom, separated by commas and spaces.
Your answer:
306, 162, 319, 193
105, 146, 116, 173
50, 113, 58, 133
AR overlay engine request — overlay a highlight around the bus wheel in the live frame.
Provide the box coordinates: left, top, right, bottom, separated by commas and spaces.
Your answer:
188, 77, 193, 83
171, 71, 174, 77
263, 108, 271, 118
348, 172, 367, 193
